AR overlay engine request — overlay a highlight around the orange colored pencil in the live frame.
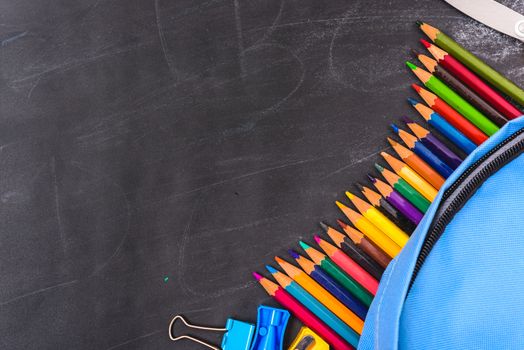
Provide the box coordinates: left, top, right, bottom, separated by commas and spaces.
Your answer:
275, 257, 364, 333
336, 201, 400, 258
337, 220, 392, 268
381, 150, 437, 202
315, 236, 379, 295
387, 137, 445, 189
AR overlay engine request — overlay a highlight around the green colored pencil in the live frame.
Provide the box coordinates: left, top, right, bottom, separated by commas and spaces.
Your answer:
418, 21, 524, 107
406, 61, 499, 136
375, 163, 430, 213
299, 241, 373, 307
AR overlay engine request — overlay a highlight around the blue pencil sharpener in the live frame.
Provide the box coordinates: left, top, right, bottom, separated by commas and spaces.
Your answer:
249, 305, 290, 350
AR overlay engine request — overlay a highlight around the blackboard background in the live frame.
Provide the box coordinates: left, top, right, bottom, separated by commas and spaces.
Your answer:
0, 0, 522, 349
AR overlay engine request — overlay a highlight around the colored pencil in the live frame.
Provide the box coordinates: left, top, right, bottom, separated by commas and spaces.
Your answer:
415, 51, 508, 126
408, 97, 477, 154
357, 183, 416, 232
368, 176, 424, 226
374, 164, 431, 213
421, 39, 522, 119
253, 273, 355, 350
418, 22, 524, 107
392, 124, 454, 178
345, 191, 409, 247
402, 117, 463, 169
320, 222, 384, 279
380, 149, 439, 200
406, 61, 499, 136
266, 266, 361, 346
275, 257, 364, 333
299, 241, 374, 307
289, 250, 368, 320
412, 84, 488, 145
335, 201, 401, 258
387, 137, 445, 190
315, 236, 379, 295
337, 220, 392, 269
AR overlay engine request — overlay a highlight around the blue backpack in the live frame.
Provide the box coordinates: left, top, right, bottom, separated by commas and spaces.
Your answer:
358, 115, 524, 349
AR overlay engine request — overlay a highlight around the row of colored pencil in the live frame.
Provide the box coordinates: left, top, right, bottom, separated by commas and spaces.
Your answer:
253, 22, 523, 349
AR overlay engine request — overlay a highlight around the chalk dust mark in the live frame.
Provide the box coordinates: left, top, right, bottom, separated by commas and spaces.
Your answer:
51, 157, 66, 253
328, 8, 354, 85
244, 43, 305, 116
26, 76, 41, 102
320, 147, 389, 180
249, 0, 284, 47
69, 162, 133, 277
0, 279, 79, 307
232, 0, 245, 75
176, 196, 200, 296
154, 0, 178, 81
105, 330, 162, 350
1, 31, 27, 46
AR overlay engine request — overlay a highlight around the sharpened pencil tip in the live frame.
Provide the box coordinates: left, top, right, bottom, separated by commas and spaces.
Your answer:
265, 265, 278, 274
336, 219, 347, 228
367, 174, 377, 183
345, 191, 355, 200
391, 123, 400, 134
407, 97, 419, 106
420, 39, 431, 48
406, 61, 417, 70
288, 249, 300, 259
252, 272, 263, 281
274, 256, 284, 264
401, 116, 414, 124
355, 182, 365, 191
411, 83, 422, 92
416, 20, 423, 27
313, 235, 321, 244
411, 48, 421, 58
375, 163, 385, 172
299, 240, 311, 250
319, 221, 329, 232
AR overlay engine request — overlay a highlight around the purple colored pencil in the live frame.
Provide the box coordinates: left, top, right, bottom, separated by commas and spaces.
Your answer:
402, 117, 463, 169
368, 175, 424, 225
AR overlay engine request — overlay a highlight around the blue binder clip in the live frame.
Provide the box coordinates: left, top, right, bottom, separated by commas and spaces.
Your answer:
250, 306, 290, 350
168, 314, 255, 350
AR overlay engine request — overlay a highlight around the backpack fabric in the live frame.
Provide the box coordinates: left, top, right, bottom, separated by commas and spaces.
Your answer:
358, 116, 524, 350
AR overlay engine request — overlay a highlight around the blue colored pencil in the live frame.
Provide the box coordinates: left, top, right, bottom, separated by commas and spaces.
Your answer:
402, 117, 463, 169
408, 98, 477, 154
392, 124, 454, 178
266, 265, 360, 347
289, 250, 368, 320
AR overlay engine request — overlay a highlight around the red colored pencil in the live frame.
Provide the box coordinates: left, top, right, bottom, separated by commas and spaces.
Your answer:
412, 84, 488, 145
253, 273, 354, 350
315, 236, 379, 295
422, 39, 522, 120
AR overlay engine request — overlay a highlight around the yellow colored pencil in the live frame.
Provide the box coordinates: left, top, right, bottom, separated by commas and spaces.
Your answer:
380, 151, 437, 201
345, 191, 409, 247
336, 201, 400, 258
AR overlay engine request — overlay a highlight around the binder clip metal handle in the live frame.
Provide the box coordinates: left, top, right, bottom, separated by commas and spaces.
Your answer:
168, 315, 226, 350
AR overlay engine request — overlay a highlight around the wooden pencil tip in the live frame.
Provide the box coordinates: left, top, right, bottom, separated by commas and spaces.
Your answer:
406, 61, 417, 70
299, 240, 311, 250
345, 191, 355, 200
336, 219, 348, 228
391, 123, 400, 134
415, 20, 423, 27
411, 83, 422, 92
288, 249, 300, 259
374, 163, 385, 172
401, 116, 414, 124
367, 174, 377, 183
411, 48, 421, 58
407, 97, 419, 106
319, 221, 329, 232
387, 137, 397, 146
252, 272, 263, 281
313, 235, 322, 244
420, 38, 431, 48
355, 182, 365, 191
274, 256, 284, 264
265, 265, 278, 274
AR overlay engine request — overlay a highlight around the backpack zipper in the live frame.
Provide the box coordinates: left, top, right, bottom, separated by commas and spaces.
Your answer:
409, 127, 524, 290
